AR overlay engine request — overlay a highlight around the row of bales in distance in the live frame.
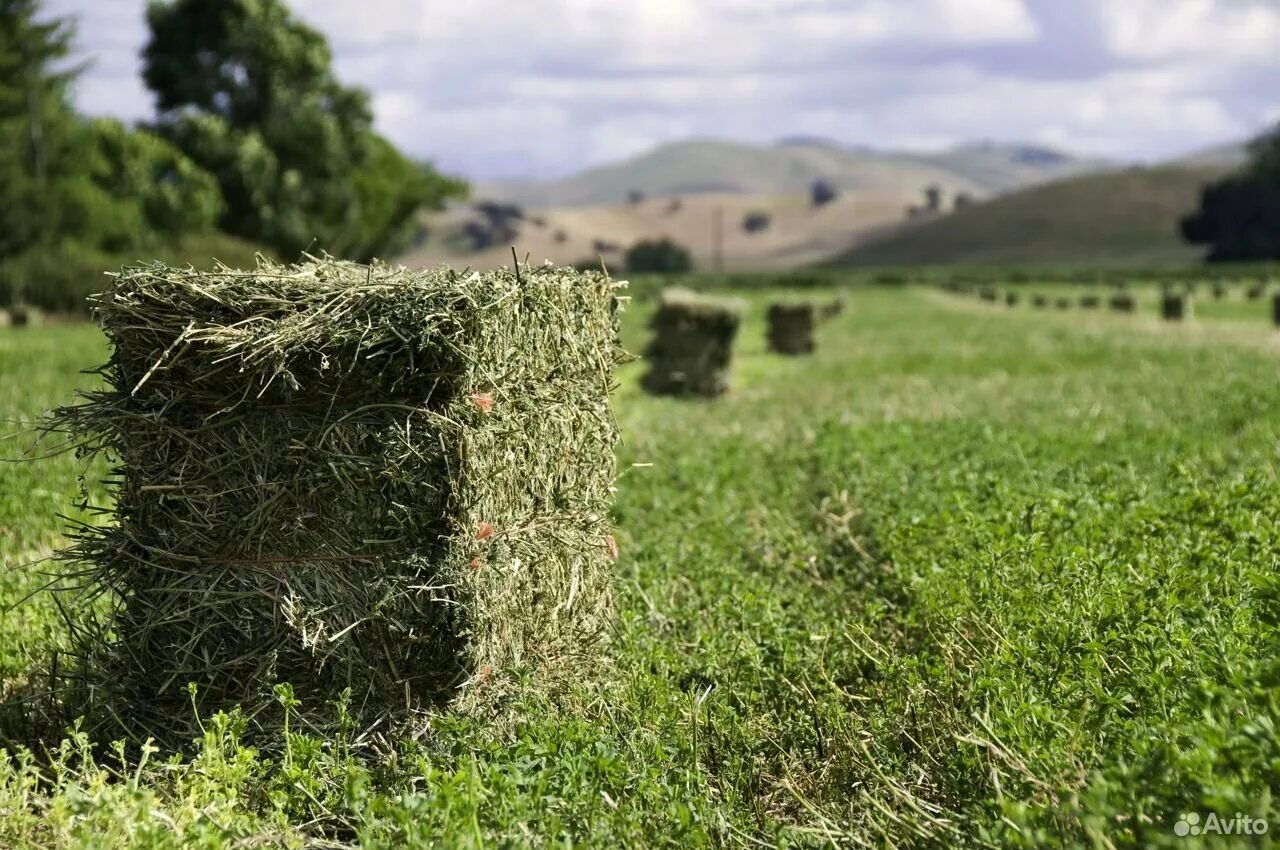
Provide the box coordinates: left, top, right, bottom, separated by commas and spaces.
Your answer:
943, 277, 1280, 325
641, 289, 844, 398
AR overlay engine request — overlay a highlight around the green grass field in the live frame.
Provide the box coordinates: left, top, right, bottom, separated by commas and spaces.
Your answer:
1, 283, 1278, 848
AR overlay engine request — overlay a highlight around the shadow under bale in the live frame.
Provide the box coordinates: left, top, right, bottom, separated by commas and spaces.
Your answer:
766, 302, 817, 356
642, 289, 743, 398
41, 258, 625, 746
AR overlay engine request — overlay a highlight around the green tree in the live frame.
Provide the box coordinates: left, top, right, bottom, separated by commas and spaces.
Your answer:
1182, 125, 1280, 262
143, 0, 464, 260
0, 0, 84, 256
625, 238, 693, 274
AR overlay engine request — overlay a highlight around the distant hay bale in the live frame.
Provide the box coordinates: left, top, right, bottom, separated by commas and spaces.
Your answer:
1272, 293, 1280, 327
1211, 282, 1227, 300
9, 305, 40, 327
1055, 297, 1071, 310
1080, 294, 1101, 309
1161, 292, 1191, 321
1109, 293, 1136, 313
819, 293, 846, 320
766, 302, 817, 355
47, 258, 625, 741
1247, 281, 1266, 301
1005, 292, 1019, 307
979, 287, 998, 303
642, 289, 743, 397
1032, 294, 1048, 309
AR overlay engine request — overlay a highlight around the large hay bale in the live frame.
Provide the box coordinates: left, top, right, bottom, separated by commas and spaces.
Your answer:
1080, 294, 1101, 309
766, 302, 817, 356
1272, 292, 1280, 327
642, 289, 743, 397
49, 258, 625, 739
1005, 291, 1019, 307
1032, 294, 1049, 309
1109, 293, 1135, 313
1162, 292, 1191, 321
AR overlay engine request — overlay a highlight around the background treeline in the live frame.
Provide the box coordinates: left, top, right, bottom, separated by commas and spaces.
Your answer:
0, 0, 466, 312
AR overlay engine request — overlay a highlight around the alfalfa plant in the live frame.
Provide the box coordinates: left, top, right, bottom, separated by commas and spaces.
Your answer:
766, 302, 817, 356
641, 288, 743, 398
42, 257, 626, 743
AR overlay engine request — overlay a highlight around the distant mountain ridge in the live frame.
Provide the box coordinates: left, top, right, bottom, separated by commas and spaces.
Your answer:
478, 138, 1113, 208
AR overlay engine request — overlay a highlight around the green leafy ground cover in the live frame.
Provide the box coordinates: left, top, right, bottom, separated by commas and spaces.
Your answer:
0, 283, 1276, 848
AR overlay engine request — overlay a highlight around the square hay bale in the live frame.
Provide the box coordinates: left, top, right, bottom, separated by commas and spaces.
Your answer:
978, 287, 998, 303
1247, 281, 1266, 301
1032, 294, 1049, 309
1109, 293, 1136, 313
766, 302, 817, 355
1054, 297, 1071, 310
1005, 291, 1019, 307
641, 288, 743, 397
1161, 292, 1191, 321
1080, 294, 1101, 309
49, 258, 625, 739
1211, 281, 1227, 300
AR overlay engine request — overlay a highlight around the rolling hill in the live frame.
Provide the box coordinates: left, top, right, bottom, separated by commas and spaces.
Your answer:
833, 164, 1231, 268
480, 138, 1108, 208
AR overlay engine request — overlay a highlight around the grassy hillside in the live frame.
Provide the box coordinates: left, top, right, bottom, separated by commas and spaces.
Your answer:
481, 138, 1106, 208
403, 188, 914, 272
1, 283, 1278, 846
836, 165, 1229, 267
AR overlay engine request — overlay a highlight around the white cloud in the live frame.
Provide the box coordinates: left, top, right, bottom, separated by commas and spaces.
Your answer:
34, 0, 1280, 177
1100, 0, 1280, 61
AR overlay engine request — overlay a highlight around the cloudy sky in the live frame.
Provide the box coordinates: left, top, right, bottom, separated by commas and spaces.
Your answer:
45, 0, 1280, 180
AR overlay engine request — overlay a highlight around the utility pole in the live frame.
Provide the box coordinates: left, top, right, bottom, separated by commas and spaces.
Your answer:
712, 205, 724, 272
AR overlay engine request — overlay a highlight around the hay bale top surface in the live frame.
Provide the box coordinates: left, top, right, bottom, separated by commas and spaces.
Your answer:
98, 259, 622, 401
657, 287, 745, 319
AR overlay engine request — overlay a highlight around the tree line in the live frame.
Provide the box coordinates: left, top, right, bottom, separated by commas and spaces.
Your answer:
1, 0, 465, 310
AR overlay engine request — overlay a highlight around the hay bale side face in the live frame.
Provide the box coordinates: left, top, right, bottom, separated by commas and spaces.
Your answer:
641, 289, 742, 397
52, 260, 624, 739
766, 302, 817, 356
1161, 293, 1191, 321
